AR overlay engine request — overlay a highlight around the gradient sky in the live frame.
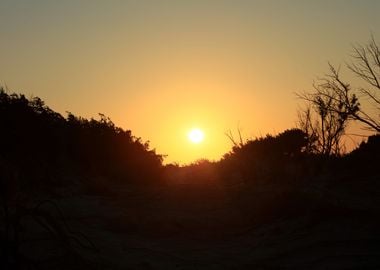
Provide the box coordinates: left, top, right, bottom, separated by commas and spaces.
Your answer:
1, 0, 379, 164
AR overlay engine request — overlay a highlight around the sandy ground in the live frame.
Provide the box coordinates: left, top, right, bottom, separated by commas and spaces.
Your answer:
16, 175, 380, 269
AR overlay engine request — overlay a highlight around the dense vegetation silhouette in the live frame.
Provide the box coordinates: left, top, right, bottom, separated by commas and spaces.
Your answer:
1, 85, 379, 269
0, 89, 164, 269
0, 89, 163, 184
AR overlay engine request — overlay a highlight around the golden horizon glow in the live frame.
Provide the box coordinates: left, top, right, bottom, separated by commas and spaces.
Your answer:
1, 1, 379, 164
188, 128, 205, 144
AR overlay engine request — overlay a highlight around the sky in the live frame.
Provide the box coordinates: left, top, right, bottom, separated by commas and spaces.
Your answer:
1, 0, 379, 164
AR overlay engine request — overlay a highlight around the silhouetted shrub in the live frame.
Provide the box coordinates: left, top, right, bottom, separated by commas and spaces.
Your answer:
219, 129, 309, 184
343, 134, 380, 176
0, 89, 164, 190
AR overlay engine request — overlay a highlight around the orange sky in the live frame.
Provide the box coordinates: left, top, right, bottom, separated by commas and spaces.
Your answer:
1, 1, 379, 164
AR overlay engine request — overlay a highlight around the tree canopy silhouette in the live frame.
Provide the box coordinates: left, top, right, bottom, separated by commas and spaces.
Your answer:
0, 89, 164, 188
298, 35, 380, 140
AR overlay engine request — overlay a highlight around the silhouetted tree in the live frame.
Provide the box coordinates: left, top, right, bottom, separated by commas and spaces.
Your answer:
297, 82, 350, 156
298, 36, 380, 136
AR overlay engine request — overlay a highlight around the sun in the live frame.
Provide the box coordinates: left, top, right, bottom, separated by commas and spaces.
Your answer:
188, 128, 204, 144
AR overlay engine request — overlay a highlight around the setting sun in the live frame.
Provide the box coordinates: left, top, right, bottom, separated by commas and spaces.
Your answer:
188, 128, 205, 144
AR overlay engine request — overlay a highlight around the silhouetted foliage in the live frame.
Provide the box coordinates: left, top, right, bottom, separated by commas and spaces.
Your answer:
220, 129, 309, 184
0, 88, 163, 188
344, 134, 380, 176
297, 78, 351, 156
298, 36, 380, 137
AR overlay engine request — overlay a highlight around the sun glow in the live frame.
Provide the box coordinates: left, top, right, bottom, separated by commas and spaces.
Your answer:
188, 128, 205, 144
